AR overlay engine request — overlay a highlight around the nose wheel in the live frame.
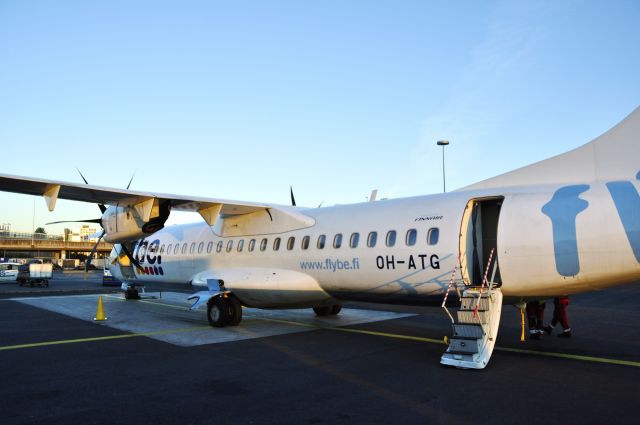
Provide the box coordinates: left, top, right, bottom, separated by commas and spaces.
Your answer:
313, 304, 342, 316
124, 288, 140, 300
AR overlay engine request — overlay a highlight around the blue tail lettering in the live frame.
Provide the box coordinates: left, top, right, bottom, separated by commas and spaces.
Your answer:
606, 181, 640, 264
542, 185, 590, 276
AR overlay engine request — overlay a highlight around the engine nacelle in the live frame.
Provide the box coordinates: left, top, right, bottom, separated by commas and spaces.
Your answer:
102, 199, 170, 243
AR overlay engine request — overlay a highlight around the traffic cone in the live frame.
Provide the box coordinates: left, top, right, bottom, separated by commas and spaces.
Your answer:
94, 296, 107, 321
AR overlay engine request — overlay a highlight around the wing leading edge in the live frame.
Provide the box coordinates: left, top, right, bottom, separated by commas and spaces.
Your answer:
0, 172, 272, 221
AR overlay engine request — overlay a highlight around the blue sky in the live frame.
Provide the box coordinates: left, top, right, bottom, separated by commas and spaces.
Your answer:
0, 0, 639, 234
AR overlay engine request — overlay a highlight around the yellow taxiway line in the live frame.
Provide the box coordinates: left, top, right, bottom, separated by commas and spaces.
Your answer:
0, 326, 211, 351
251, 316, 640, 369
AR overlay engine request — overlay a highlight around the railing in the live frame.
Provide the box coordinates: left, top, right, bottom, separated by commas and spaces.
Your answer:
0, 238, 112, 251
0, 231, 64, 241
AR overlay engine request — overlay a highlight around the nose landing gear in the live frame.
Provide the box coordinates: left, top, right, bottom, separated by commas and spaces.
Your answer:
312, 304, 342, 316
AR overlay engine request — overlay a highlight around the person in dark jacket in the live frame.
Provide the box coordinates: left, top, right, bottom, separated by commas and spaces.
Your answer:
526, 300, 546, 340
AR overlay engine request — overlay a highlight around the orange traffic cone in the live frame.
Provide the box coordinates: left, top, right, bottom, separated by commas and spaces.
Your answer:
94, 296, 107, 321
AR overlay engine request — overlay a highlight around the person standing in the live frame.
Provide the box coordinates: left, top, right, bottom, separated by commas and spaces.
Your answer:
526, 300, 546, 340
545, 296, 572, 337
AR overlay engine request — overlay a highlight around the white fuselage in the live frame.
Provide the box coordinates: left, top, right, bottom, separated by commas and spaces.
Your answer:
110, 179, 640, 308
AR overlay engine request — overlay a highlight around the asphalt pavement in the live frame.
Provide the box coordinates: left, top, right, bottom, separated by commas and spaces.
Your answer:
0, 275, 638, 425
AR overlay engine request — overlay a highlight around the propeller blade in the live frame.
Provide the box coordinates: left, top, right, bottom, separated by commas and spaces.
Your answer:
76, 168, 107, 213
126, 171, 137, 190
46, 218, 102, 225
84, 230, 105, 275
290, 186, 296, 207
120, 244, 143, 271
76, 168, 89, 185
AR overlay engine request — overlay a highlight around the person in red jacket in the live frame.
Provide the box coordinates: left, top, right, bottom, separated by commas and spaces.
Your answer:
544, 296, 572, 338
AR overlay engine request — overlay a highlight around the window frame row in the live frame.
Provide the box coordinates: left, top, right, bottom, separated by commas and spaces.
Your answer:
152, 227, 439, 257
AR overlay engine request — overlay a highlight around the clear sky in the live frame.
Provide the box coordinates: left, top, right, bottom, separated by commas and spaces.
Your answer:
1, 0, 639, 234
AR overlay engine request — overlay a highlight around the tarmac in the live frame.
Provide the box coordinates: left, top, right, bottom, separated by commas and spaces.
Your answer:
0, 271, 639, 425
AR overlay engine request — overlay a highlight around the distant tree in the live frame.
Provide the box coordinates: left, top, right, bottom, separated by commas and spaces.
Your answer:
35, 227, 46, 234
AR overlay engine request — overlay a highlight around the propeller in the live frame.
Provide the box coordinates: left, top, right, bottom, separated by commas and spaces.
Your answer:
73, 169, 142, 273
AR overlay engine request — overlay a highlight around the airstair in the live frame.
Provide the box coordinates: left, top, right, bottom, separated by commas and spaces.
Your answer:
441, 249, 503, 370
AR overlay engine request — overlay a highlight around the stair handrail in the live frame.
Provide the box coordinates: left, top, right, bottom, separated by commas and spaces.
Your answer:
441, 263, 460, 323
473, 248, 495, 316
487, 257, 499, 293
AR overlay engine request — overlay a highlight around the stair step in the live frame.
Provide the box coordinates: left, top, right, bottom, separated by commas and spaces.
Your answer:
441, 352, 474, 361
460, 297, 490, 310
457, 310, 490, 324
448, 338, 479, 354
453, 323, 484, 339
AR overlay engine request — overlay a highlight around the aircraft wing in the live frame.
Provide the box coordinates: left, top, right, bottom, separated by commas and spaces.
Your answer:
0, 172, 270, 217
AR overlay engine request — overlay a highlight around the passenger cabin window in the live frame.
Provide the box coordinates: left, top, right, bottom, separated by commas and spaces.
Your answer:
167, 244, 172, 255
190, 243, 196, 254
248, 239, 256, 252
226, 240, 233, 252
160, 245, 165, 254
260, 238, 268, 251
197, 242, 204, 254
237, 240, 244, 252
181, 243, 187, 254
350, 232, 359, 248
216, 241, 223, 253
317, 234, 326, 249
427, 228, 440, 245
406, 229, 417, 246
367, 231, 377, 247
207, 242, 213, 253
174, 244, 180, 255
386, 230, 396, 247
287, 237, 295, 251
302, 236, 310, 250
333, 233, 343, 249
273, 237, 281, 251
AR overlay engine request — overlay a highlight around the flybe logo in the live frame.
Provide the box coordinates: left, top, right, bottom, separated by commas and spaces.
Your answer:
542, 172, 640, 277
133, 239, 164, 276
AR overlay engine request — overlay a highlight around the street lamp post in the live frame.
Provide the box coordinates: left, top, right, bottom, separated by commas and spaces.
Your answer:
437, 140, 449, 192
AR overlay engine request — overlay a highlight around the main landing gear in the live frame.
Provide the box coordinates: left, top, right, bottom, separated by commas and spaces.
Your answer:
313, 304, 342, 316
207, 295, 243, 327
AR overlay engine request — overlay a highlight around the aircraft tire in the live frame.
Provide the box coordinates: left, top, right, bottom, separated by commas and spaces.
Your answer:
330, 304, 342, 315
227, 296, 243, 326
207, 296, 230, 327
313, 306, 332, 316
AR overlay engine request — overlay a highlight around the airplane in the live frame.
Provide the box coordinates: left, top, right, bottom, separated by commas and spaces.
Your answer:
0, 107, 638, 369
